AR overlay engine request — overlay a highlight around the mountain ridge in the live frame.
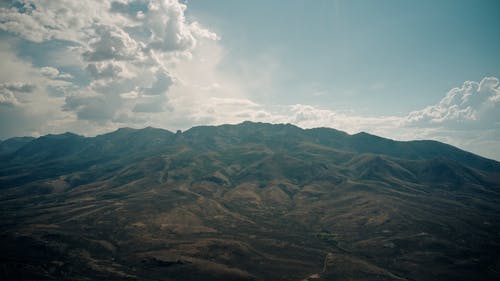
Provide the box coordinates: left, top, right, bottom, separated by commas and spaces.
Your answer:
0, 121, 499, 281
1, 121, 498, 165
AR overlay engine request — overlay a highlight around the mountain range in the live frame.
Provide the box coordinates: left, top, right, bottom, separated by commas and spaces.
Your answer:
1, 121, 499, 281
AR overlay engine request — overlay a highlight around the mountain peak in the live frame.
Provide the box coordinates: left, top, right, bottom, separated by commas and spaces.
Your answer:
1, 121, 499, 281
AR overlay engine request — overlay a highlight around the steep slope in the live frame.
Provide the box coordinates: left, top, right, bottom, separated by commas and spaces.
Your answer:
0, 122, 499, 281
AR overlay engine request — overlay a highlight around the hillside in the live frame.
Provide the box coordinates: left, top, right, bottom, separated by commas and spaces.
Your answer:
1, 122, 499, 281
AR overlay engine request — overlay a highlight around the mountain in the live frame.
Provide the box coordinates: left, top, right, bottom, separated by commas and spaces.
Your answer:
1, 122, 499, 281
0, 136, 35, 156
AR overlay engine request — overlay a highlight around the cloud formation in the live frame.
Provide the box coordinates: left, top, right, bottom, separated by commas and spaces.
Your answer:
0, 1, 498, 160
407, 77, 500, 129
40, 66, 73, 79
0, 0, 218, 130
0, 82, 36, 106
262, 78, 499, 160
0, 88, 20, 107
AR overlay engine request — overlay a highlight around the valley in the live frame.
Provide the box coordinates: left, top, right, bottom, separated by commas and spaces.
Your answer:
1, 122, 499, 280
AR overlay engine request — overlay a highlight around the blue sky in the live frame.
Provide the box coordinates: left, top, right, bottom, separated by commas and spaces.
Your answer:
186, 0, 500, 113
0, 0, 499, 160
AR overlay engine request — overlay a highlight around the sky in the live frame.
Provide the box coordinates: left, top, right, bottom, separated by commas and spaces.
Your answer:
0, 0, 499, 160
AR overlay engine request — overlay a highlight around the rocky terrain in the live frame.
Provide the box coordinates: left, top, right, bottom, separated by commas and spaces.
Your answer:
1, 121, 499, 280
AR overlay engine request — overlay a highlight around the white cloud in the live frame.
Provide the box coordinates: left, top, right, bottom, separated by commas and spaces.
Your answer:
0, 81, 38, 107
40, 66, 73, 79
189, 97, 262, 124
0, 82, 35, 93
0, 1, 498, 161
141, 0, 218, 52
40, 66, 60, 78
0, 88, 20, 106
86, 62, 124, 80
0, 42, 71, 138
0, 1, 111, 43
0, 0, 218, 133
406, 77, 500, 129
82, 24, 140, 62
248, 78, 499, 160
